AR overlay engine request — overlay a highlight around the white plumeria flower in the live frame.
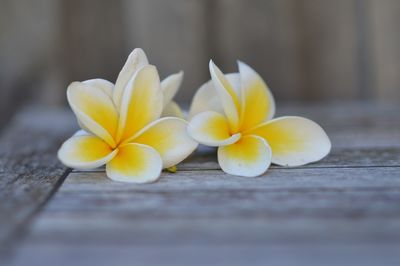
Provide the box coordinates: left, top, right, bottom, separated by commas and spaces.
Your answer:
58, 55, 198, 183
188, 60, 331, 177
119, 48, 184, 118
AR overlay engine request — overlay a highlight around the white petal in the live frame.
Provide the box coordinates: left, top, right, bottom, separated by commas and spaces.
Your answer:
73, 129, 91, 137
209, 60, 240, 132
133, 117, 198, 168
161, 71, 183, 107
113, 48, 149, 110
82, 79, 114, 98
245, 116, 331, 166
188, 79, 224, 119
188, 73, 241, 119
67, 82, 119, 147
218, 135, 272, 177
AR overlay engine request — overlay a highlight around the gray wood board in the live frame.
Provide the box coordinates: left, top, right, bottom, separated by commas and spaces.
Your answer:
5, 103, 400, 266
0, 107, 75, 250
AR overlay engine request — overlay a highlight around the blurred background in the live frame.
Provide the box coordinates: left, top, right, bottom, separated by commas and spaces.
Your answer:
1, 0, 399, 129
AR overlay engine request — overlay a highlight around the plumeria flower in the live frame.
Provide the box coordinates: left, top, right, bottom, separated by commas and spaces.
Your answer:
58, 62, 198, 183
187, 60, 331, 177
84, 48, 185, 120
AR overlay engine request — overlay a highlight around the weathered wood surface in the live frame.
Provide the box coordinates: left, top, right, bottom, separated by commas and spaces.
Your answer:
3, 103, 400, 266
0, 107, 75, 252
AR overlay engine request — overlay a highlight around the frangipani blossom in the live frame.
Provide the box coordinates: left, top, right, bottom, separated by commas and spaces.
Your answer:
188, 61, 331, 177
85, 48, 185, 119
58, 59, 197, 183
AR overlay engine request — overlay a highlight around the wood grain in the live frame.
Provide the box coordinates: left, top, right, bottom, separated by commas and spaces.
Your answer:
6, 103, 400, 266
0, 107, 75, 251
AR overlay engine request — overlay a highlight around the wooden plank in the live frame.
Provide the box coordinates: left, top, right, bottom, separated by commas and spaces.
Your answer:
177, 147, 400, 171
293, 0, 360, 101
368, 0, 400, 102
62, 167, 400, 193
0, 107, 75, 249
72, 146, 400, 172
212, 0, 302, 101
122, 0, 209, 104
9, 243, 400, 266
9, 166, 400, 265
6, 103, 400, 266
59, 0, 125, 87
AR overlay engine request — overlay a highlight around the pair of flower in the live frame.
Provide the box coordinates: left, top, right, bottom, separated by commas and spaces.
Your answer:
58, 48, 331, 183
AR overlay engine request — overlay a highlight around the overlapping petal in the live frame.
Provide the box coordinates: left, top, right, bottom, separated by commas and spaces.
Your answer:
133, 117, 198, 168
245, 116, 331, 166
106, 143, 162, 183
67, 82, 119, 147
218, 135, 272, 177
238, 61, 275, 131
113, 48, 149, 110
58, 135, 118, 169
161, 71, 183, 108
188, 111, 241, 146
209, 61, 240, 132
82, 79, 114, 98
188, 73, 240, 119
188, 79, 223, 119
117, 65, 163, 143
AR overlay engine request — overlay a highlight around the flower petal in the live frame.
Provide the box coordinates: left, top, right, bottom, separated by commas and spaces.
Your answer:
238, 61, 275, 131
82, 78, 114, 98
209, 61, 240, 132
58, 135, 117, 170
73, 129, 91, 137
161, 71, 183, 107
162, 101, 185, 118
188, 79, 223, 119
117, 65, 163, 143
133, 117, 198, 168
218, 135, 272, 177
188, 111, 241, 147
106, 143, 162, 183
113, 48, 149, 110
245, 116, 331, 166
188, 73, 240, 119
67, 82, 119, 147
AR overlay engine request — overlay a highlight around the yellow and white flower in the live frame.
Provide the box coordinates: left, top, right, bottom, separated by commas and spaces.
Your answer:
188, 60, 331, 177
58, 51, 197, 183
105, 48, 184, 119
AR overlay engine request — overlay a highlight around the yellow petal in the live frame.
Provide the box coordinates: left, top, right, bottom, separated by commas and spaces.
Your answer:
188, 111, 241, 147
162, 101, 185, 118
245, 116, 331, 166
67, 82, 118, 147
106, 143, 162, 183
113, 48, 149, 110
218, 135, 272, 177
238, 61, 275, 131
58, 135, 117, 169
209, 61, 240, 132
188, 73, 240, 119
117, 65, 163, 143
82, 78, 114, 98
133, 117, 198, 168
161, 71, 183, 107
